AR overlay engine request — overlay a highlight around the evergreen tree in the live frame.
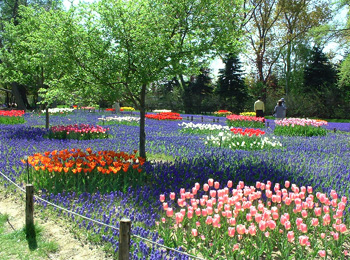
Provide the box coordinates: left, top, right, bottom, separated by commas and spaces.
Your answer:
183, 68, 213, 114
216, 53, 248, 113
303, 47, 337, 93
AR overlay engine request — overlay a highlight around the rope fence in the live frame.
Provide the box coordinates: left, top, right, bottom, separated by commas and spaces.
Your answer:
0, 170, 205, 260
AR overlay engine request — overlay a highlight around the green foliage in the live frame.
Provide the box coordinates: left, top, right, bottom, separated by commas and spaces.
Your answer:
216, 53, 248, 113
183, 68, 214, 114
46, 130, 109, 140
0, 116, 25, 124
0, 214, 59, 260
226, 119, 265, 129
274, 125, 327, 136
303, 47, 338, 93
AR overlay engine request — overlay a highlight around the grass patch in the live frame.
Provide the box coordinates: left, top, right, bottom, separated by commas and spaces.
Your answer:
0, 213, 59, 260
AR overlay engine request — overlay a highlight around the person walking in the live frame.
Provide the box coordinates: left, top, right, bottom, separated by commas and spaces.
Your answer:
254, 96, 265, 117
274, 100, 287, 120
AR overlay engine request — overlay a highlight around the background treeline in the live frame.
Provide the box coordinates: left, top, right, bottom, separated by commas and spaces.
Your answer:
0, 0, 350, 119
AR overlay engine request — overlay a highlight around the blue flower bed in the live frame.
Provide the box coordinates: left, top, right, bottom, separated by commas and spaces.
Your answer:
1, 111, 350, 259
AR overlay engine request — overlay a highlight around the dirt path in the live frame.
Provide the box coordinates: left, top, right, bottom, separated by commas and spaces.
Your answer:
0, 187, 109, 260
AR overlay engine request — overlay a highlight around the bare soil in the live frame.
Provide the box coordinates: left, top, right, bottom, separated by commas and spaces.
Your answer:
0, 187, 109, 260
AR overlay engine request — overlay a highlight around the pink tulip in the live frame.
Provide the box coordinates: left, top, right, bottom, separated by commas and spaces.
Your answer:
318, 250, 326, 258
166, 208, 173, 217
248, 225, 257, 236
205, 216, 213, 225
232, 243, 240, 251
299, 235, 309, 246
170, 192, 175, 200
320, 233, 326, 239
228, 227, 235, 237
191, 229, 198, 237
259, 221, 266, 231
284, 221, 291, 230
314, 207, 322, 216
227, 180, 233, 188
311, 218, 319, 227
208, 179, 214, 186
300, 223, 307, 233
203, 184, 209, 191
195, 182, 200, 190
236, 224, 246, 235
287, 231, 294, 242
229, 217, 236, 226
214, 181, 220, 189
162, 202, 168, 210
339, 223, 347, 233
267, 220, 276, 230
210, 190, 217, 198
159, 194, 165, 202
301, 210, 308, 218
285, 181, 290, 188
246, 213, 252, 222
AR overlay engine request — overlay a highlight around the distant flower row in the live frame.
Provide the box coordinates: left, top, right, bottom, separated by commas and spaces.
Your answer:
41, 108, 75, 114
153, 109, 172, 113
98, 116, 139, 126
48, 124, 109, 140
0, 110, 25, 117
214, 110, 232, 116
120, 107, 135, 112
146, 112, 182, 120
0, 110, 25, 124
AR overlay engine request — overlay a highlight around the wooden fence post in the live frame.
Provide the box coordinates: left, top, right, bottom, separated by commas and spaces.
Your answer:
201, 116, 203, 122
119, 218, 131, 260
191, 116, 193, 121
26, 184, 34, 233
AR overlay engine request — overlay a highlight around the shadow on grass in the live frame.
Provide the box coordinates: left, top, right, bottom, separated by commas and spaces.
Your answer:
25, 224, 38, 250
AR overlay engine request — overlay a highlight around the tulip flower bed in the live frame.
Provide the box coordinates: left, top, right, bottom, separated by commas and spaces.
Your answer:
146, 112, 182, 120
205, 128, 282, 151
226, 114, 265, 128
98, 116, 140, 126
274, 118, 328, 137
21, 148, 146, 194
240, 112, 256, 117
105, 108, 116, 112
158, 179, 348, 259
214, 110, 232, 116
120, 106, 135, 112
0, 110, 25, 124
41, 108, 75, 116
1, 111, 350, 259
179, 122, 230, 135
47, 124, 109, 140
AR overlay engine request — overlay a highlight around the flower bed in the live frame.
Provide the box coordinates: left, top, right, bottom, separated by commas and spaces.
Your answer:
105, 108, 116, 112
47, 124, 109, 140
178, 122, 230, 135
227, 114, 265, 128
158, 179, 349, 259
214, 110, 232, 116
41, 108, 75, 115
146, 112, 182, 120
240, 112, 256, 117
0, 110, 25, 124
205, 128, 281, 150
153, 109, 172, 113
21, 148, 146, 194
120, 106, 135, 112
98, 116, 139, 126
274, 118, 328, 137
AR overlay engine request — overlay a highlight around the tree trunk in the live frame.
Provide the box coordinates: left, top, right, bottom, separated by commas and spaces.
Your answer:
11, 82, 26, 110
139, 84, 147, 159
45, 106, 49, 130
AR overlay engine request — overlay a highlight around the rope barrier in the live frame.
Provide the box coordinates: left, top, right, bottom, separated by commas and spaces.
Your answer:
0, 170, 206, 260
